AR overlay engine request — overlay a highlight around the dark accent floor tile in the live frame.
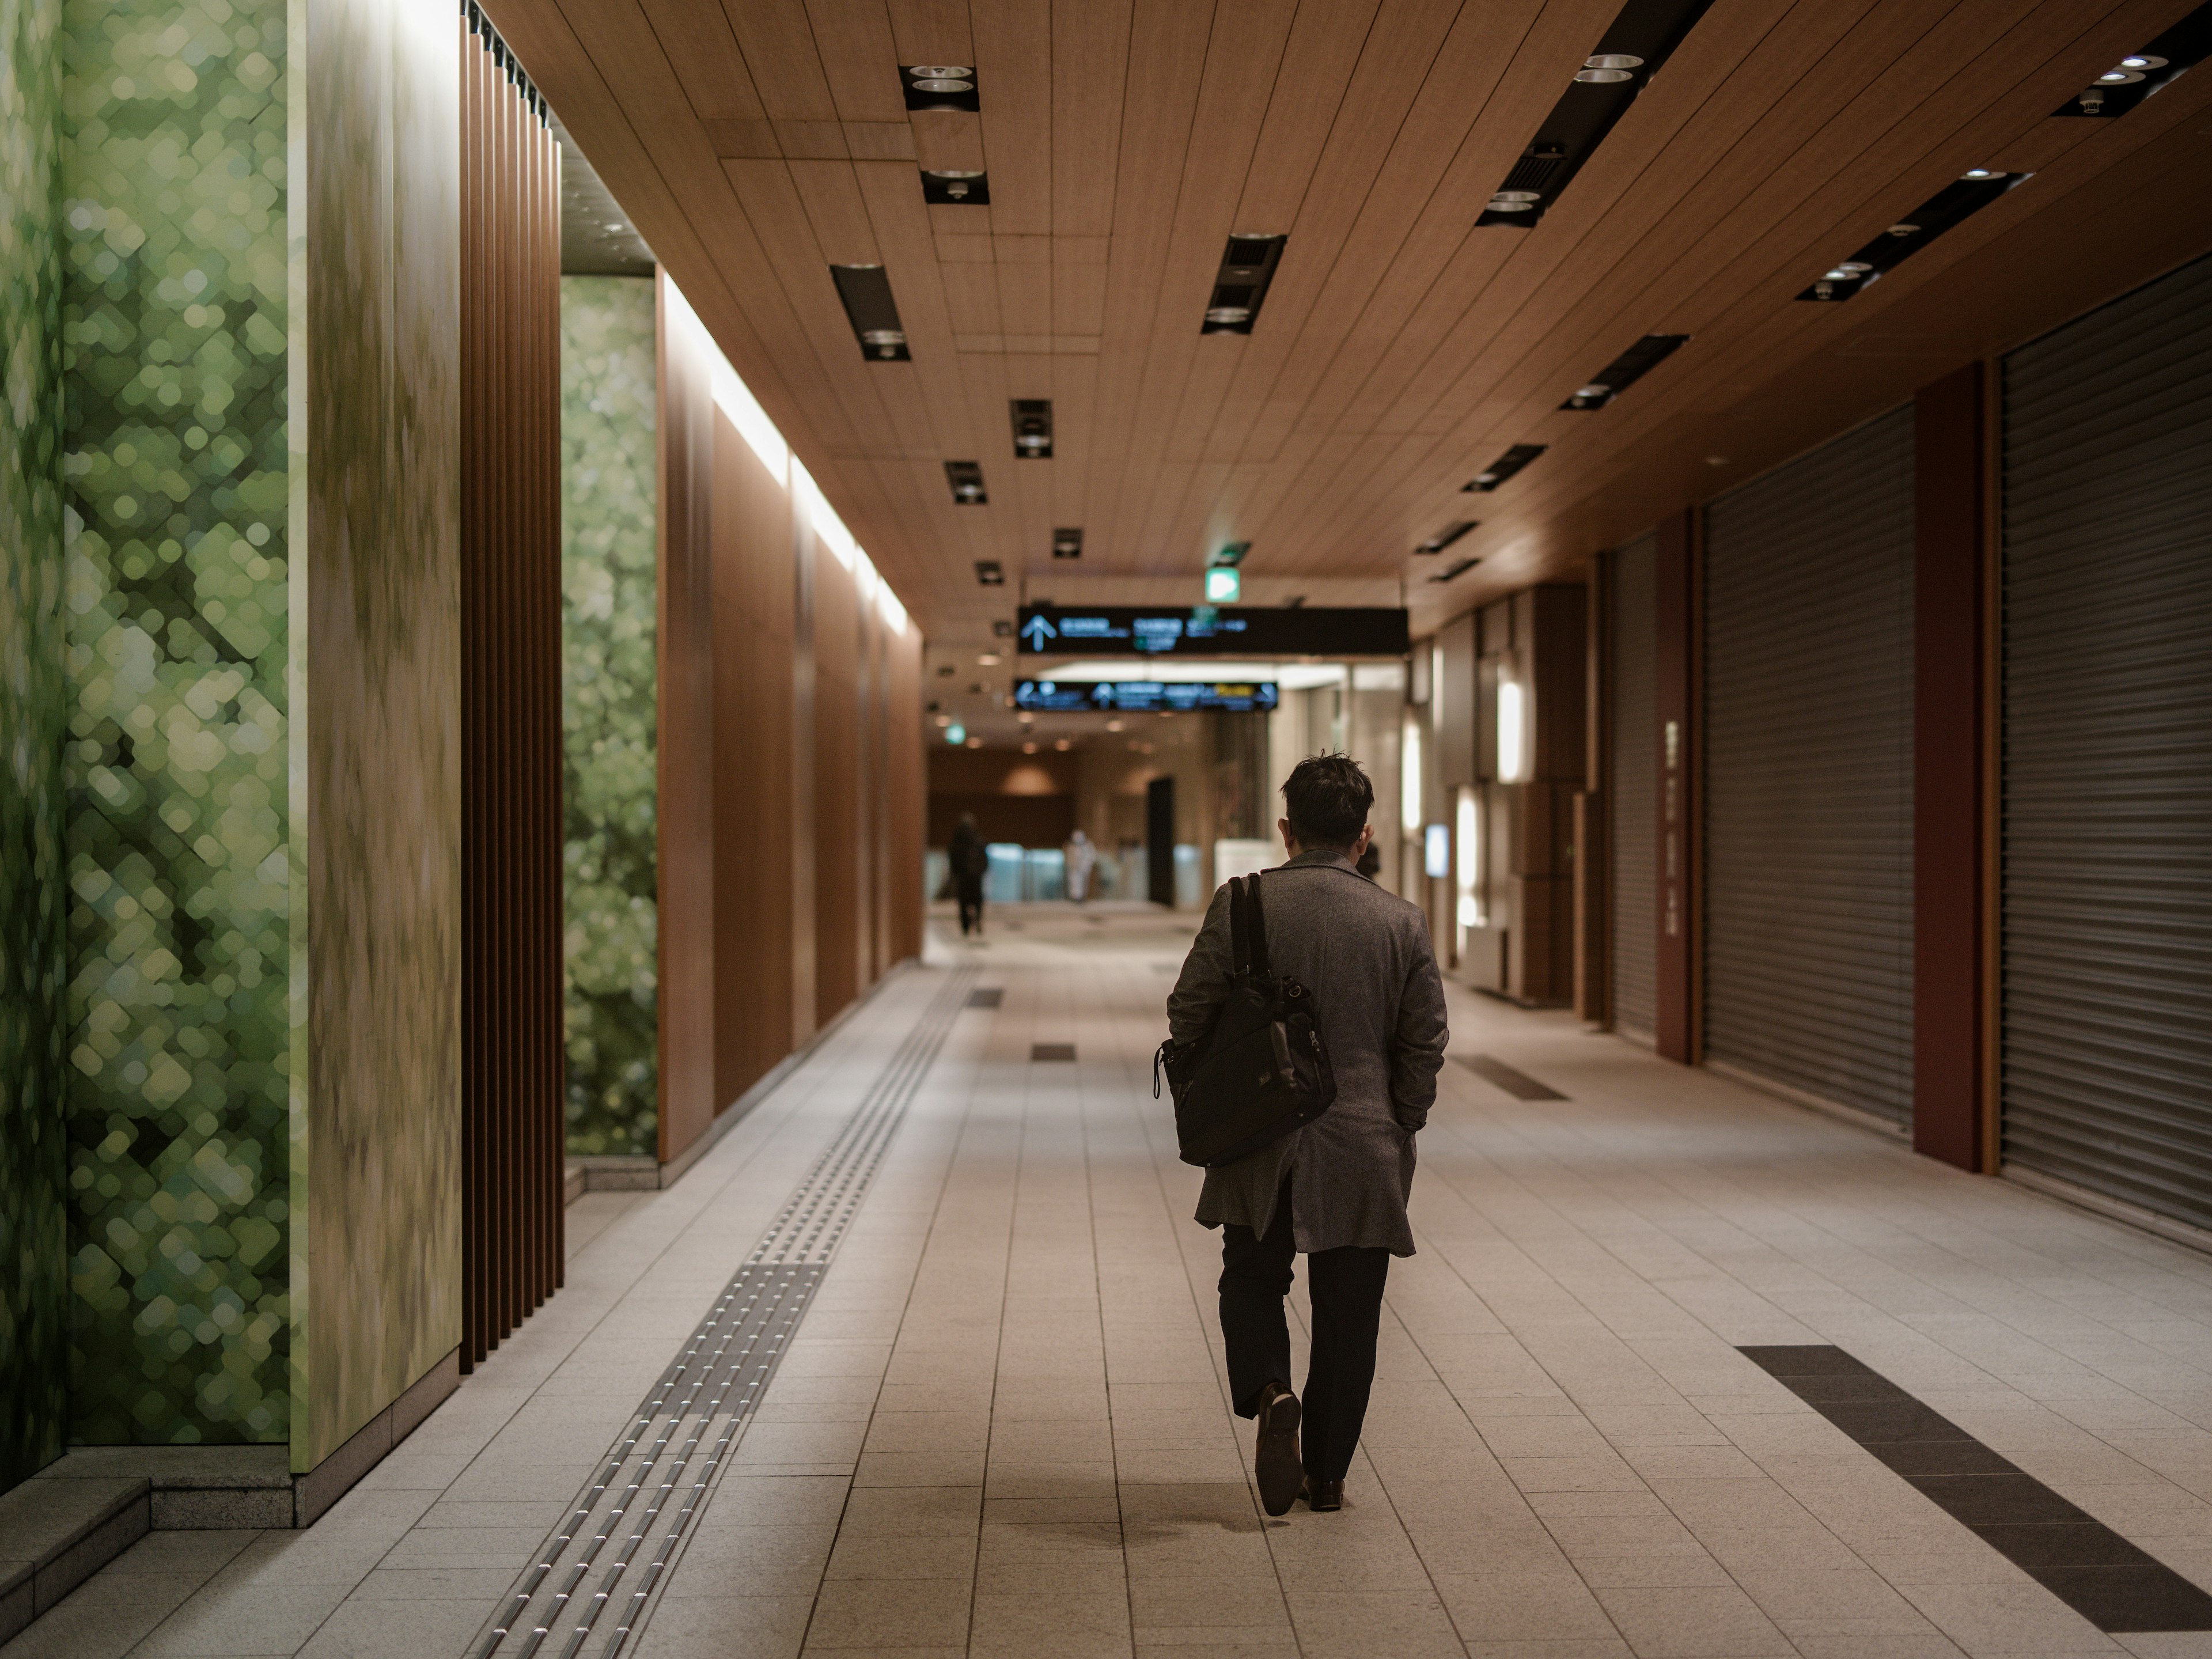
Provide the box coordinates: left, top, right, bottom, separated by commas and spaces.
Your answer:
1908, 1473, 2093, 1527
1787, 1372, 1917, 1404
2029, 1564, 2212, 1632
1738, 1346, 1875, 1378
1031, 1043, 1075, 1062
1971, 1522, 2159, 1569
1867, 1438, 2021, 1477
1817, 1400, 1974, 1444
1455, 1054, 1566, 1101
966, 988, 1003, 1009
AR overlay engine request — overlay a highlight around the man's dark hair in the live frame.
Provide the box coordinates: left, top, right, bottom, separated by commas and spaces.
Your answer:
1281, 753, 1373, 850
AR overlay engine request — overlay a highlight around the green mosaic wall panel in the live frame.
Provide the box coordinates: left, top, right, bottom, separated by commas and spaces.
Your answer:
561, 276, 658, 1158
60, 0, 293, 1445
0, 0, 69, 1493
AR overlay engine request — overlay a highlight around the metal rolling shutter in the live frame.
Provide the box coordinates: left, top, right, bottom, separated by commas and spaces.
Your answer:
1704, 405, 1916, 1123
2001, 253, 2212, 1226
1610, 534, 1658, 1038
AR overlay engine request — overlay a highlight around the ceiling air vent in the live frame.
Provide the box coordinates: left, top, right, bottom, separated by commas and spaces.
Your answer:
1797, 172, 2031, 302
1010, 400, 1052, 459
1478, 0, 1718, 228
974, 559, 1005, 586
1430, 557, 1481, 584
946, 461, 988, 505
1202, 235, 1286, 334
1417, 521, 1478, 554
1561, 334, 1690, 409
830, 264, 909, 361
2055, 1, 2212, 117
1462, 445, 1547, 493
921, 169, 989, 204
1051, 528, 1082, 560
902, 65, 978, 113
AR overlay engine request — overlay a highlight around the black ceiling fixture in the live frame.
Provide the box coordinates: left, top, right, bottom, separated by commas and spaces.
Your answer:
1416, 521, 1478, 554
946, 461, 987, 504
1212, 541, 1251, 567
830, 265, 908, 360
1797, 172, 2031, 302
1051, 528, 1082, 560
1463, 445, 1547, 493
902, 65, 978, 113
921, 168, 989, 204
1561, 334, 1690, 409
974, 559, 1004, 586
1478, 0, 1718, 229
1202, 236, 1286, 334
1429, 557, 1481, 583
2054, 1, 2212, 117
992, 619, 1014, 637
1010, 400, 1052, 459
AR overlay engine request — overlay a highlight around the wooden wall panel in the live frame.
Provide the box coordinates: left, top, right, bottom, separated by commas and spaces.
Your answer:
712, 416, 799, 1110
885, 622, 925, 964
460, 14, 562, 1373
1654, 509, 1700, 1066
813, 546, 861, 1022
656, 275, 719, 1163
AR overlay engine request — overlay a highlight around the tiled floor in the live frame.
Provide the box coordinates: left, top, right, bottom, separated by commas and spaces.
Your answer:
19, 904, 2212, 1658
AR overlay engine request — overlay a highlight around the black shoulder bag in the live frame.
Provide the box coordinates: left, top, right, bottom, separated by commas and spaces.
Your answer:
1154, 874, 1336, 1168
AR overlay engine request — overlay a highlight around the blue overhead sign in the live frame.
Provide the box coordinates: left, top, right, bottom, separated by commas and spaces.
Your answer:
1016, 604, 1408, 658
1016, 680, 1281, 714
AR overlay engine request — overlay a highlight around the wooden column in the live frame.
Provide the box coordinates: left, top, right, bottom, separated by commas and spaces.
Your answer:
459, 14, 562, 1370
1575, 565, 1609, 1025
1654, 509, 1700, 1063
1913, 363, 1987, 1171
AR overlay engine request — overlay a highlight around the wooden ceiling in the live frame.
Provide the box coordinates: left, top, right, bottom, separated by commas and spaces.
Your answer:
486, 0, 2212, 646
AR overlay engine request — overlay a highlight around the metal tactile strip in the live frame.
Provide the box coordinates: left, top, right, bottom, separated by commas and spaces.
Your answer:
466, 966, 979, 1659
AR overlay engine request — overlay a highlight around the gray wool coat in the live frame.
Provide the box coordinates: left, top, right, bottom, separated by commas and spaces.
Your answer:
1166, 849, 1449, 1256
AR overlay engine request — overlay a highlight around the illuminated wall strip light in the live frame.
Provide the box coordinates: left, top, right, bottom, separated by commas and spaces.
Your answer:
662, 278, 908, 634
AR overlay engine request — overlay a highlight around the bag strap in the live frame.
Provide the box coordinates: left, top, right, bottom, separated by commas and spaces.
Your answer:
1226, 875, 1251, 975
1245, 873, 1272, 976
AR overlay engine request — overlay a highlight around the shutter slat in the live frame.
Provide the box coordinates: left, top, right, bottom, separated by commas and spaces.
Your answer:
2002, 252, 2212, 1227
1703, 405, 1916, 1124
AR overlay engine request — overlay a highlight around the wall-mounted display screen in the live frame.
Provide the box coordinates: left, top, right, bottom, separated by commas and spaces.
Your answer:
1017, 605, 1408, 657
1016, 680, 1280, 714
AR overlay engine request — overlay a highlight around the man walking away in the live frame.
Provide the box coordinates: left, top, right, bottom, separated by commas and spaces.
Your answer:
1167, 755, 1448, 1515
948, 812, 988, 937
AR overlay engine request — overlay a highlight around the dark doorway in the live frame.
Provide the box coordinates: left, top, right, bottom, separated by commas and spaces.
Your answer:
1146, 777, 1176, 907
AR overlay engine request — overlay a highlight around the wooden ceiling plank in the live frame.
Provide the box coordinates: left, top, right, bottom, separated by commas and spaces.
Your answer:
1078, 0, 1219, 567
787, 158, 888, 264
722, 156, 932, 458
1188, 0, 1468, 491
636, 0, 768, 120
718, 0, 842, 120
804, 0, 913, 122
529, 0, 869, 463
1052, 0, 1132, 239
1048, 350, 1101, 531
996, 263, 1054, 338
884, 0, 974, 66
851, 160, 986, 470
1096, 0, 1302, 562
970, 0, 1052, 238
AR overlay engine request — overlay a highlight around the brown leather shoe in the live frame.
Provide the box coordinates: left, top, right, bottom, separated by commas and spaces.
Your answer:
1253, 1384, 1302, 1516
1301, 1476, 1344, 1512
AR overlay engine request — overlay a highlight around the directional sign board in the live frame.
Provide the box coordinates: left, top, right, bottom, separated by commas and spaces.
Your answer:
1016, 680, 1279, 714
1016, 605, 1408, 658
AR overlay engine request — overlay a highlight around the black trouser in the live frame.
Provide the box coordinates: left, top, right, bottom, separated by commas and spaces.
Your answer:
1219, 1176, 1391, 1483
956, 880, 983, 935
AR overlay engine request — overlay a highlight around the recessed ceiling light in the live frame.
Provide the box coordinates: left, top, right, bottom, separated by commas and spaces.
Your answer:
934, 714, 951, 727
978, 653, 1002, 666
1106, 719, 1124, 732
914, 76, 971, 92
1961, 168, 1996, 179
1021, 741, 1037, 753
1205, 305, 1252, 325
1887, 222, 1919, 236
2122, 54, 2166, 69
1574, 67, 1634, 82
1706, 455, 1730, 466
1586, 52, 1645, 69
1055, 738, 1070, 751
2096, 69, 2145, 84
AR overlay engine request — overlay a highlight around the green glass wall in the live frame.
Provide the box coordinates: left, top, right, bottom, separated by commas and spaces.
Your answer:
560, 276, 659, 1158
0, 0, 69, 1491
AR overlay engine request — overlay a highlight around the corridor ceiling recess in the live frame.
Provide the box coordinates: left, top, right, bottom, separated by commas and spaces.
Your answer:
487, 0, 2212, 647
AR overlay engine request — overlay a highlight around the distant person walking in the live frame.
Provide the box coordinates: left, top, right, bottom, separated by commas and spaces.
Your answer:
1065, 828, 1097, 903
948, 813, 988, 938
1167, 754, 1448, 1514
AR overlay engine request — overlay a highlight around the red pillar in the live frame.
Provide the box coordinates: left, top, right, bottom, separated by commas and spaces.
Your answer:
1654, 510, 1699, 1063
1913, 364, 1986, 1171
